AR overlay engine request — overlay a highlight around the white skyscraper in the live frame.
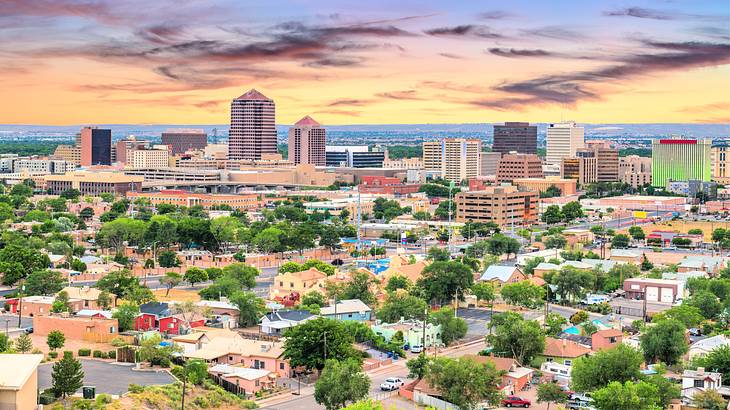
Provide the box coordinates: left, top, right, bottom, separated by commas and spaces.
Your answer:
546, 121, 585, 167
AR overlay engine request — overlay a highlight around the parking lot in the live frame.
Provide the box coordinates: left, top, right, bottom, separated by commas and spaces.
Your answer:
38, 359, 175, 395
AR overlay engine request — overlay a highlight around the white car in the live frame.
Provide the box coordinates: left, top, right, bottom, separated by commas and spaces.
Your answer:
410, 345, 423, 353
380, 377, 405, 391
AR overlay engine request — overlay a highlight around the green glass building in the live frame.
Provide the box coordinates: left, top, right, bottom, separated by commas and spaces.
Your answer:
651, 138, 711, 187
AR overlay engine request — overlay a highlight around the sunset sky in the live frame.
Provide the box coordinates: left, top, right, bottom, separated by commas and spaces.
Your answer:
1, 0, 729, 125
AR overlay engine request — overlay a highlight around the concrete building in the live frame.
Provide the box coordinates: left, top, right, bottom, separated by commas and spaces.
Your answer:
126, 145, 171, 169
52, 144, 81, 165
0, 354, 43, 410
126, 190, 265, 211
115, 137, 150, 164
79, 126, 112, 166
229, 89, 277, 160
13, 159, 76, 174
34, 315, 119, 341
326, 146, 384, 168
496, 153, 543, 183
161, 129, 207, 155
422, 139, 481, 183
288, 115, 326, 166
455, 185, 539, 226
666, 180, 718, 199
124, 167, 221, 182
492, 122, 537, 154
711, 144, 730, 184
585, 141, 619, 182
546, 121, 584, 167
652, 138, 711, 187
619, 155, 652, 188
623, 278, 685, 303
561, 155, 597, 185
383, 151, 423, 169
480, 151, 502, 177
513, 176, 577, 196
45, 171, 143, 195
358, 176, 421, 195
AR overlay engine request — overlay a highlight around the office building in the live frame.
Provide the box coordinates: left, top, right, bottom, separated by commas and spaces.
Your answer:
161, 129, 208, 155
126, 190, 265, 211
288, 115, 326, 166
326, 146, 384, 168
496, 153, 543, 182
126, 145, 171, 169
584, 141, 619, 182
492, 122, 537, 154
228, 89, 276, 160
383, 150, 423, 169
79, 127, 112, 166
52, 145, 81, 165
546, 122, 585, 167
619, 155, 652, 188
512, 177, 577, 196
711, 144, 730, 184
13, 159, 76, 174
115, 137, 150, 164
455, 186, 539, 226
652, 138, 711, 187
422, 139, 481, 182
667, 180, 718, 199
561, 155, 597, 185
45, 172, 143, 195
480, 152, 502, 177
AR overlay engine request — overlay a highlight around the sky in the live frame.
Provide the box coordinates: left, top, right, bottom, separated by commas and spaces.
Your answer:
1, 0, 729, 125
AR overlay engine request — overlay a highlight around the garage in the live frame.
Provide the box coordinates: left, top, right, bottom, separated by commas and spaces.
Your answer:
646, 286, 659, 302
660, 287, 674, 303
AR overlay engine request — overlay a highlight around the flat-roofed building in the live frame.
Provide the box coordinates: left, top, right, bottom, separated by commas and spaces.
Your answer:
455, 185, 539, 226
513, 177, 577, 196
652, 138, 711, 187
496, 153, 543, 182
620, 155, 652, 188
493, 122, 537, 154
161, 129, 208, 155
585, 141, 619, 182
546, 121, 584, 167
480, 151, 502, 177
0, 354, 43, 410
79, 127, 112, 166
127, 146, 170, 169
422, 139, 481, 182
53, 144, 81, 165
561, 155, 597, 185
45, 172, 143, 195
115, 137, 150, 164
124, 167, 221, 182
127, 190, 265, 211
711, 144, 730, 184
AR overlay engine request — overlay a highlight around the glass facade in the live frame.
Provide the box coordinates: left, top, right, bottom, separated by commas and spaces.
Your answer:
651, 139, 711, 187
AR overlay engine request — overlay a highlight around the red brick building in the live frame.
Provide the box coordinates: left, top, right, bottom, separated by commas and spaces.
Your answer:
357, 176, 421, 195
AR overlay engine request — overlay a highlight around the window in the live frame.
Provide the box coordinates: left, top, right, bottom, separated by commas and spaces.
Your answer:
280, 363, 285, 370
229, 356, 233, 362
609, 336, 617, 343
694, 379, 704, 388
564, 360, 572, 366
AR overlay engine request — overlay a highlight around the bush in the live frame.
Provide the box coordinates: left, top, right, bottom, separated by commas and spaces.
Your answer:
78, 348, 91, 356
107, 350, 116, 359
95, 394, 113, 405
128, 384, 144, 393
92, 350, 103, 358
39, 389, 56, 405
48, 351, 58, 359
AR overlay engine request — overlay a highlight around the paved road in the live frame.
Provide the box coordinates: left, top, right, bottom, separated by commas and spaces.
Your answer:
38, 359, 175, 395
0, 312, 32, 330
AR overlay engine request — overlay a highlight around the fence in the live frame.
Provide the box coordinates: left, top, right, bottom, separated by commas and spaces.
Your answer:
414, 390, 459, 410
237, 331, 281, 342
82, 332, 134, 344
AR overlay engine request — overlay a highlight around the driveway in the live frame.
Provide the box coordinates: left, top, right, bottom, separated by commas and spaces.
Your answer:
39, 359, 175, 395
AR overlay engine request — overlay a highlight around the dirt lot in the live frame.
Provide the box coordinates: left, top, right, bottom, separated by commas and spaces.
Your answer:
152, 288, 201, 302
620, 220, 730, 242
30, 333, 115, 356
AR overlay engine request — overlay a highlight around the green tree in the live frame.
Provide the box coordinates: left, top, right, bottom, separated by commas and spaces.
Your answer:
96, 291, 112, 310
471, 282, 495, 305
314, 359, 370, 410
301, 292, 326, 307
592, 381, 660, 410
283, 317, 360, 371
417, 261, 474, 305
160, 271, 182, 296
204, 267, 223, 281
221, 263, 259, 289
15, 333, 32, 353
79, 207, 94, 219
537, 382, 568, 410
96, 270, 140, 300
51, 351, 84, 399
377, 292, 428, 323
384, 275, 411, 292
229, 291, 266, 327
0, 244, 52, 285
500, 281, 545, 308
341, 271, 377, 306
571, 344, 643, 392
562, 201, 583, 222
692, 389, 728, 410
551, 266, 595, 303
430, 307, 467, 346
157, 250, 180, 268
113, 302, 140, 332
693, 345, 730, 383
611, 234, 630, 249
24, 269, 64, 296
542, 205, 563, 224
645, 373, 681, 408
545, 312, 568, 337
523, 256, 545, 276
427, 246, 451, 262
487, 312, 545, 365
183, 267, 208, 287
427, 356, 502, 409
687, 291, 722, 319
628, 226, 645, 241
407, 354, 431, 379
124, 286, 155, 305
46, 330, 65, 351
652, 304, 704, 328
544, 235, 567, 250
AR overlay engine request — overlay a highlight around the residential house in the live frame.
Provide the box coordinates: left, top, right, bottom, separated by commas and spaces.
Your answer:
197, 299, 240, 328
371, 319, 442, 348
135, 302, 170, 331
467, 355, 534, 396
678, 256, 725, 275
320, 299, 372, 322
259, 310, 317, 335
0, 354, 43, 410
662, 270, 708, 283
380, 256, 429, 284
61, 286, 114, 309
689, 335, 730, 359
623, 278, 685, 303
159, 313, 206, 336
48, 254, 67, 268
533, 262, 560, 278
609, 249, 641, 264
562, 228, 594, 246
5, 295, 84, 317
478, 266, 526, 288
269, 267, 328, 300
185, 331, 291, 377
591, 329, 623, 351
75, 309, 113, 319
681, 367, 725, 404
581, 259, 621, 273
173, 331, 213, 355
33, 315, 118, 341
208, 364, 276, 397
537, 337, 591, 367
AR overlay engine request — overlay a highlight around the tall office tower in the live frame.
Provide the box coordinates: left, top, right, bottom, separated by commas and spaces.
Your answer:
161, 129, 208, 155
53, 145, 81, 165
288, 116, 326, 166
79, 127, 112, 166
421, 138, 481, 182
496, 153, 543, 182
546, 122, 585, 167
711, 144, 730, 184
652, 138, 711, 187
583, 141, 619, 182
228, 89, 276, 160
561, 154, 598, 185
115, 137, 150, 164
492, 122, 537, 154
619, 155, 652, 188
325, 146, 384, 168
480, 152, 503, 177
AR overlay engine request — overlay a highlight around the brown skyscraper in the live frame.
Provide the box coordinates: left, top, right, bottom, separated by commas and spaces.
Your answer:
228, 89, 276, 160
161, 129, 207, 155
288, 116, 326, 166
492, 122, 537, 154
79, 127, 112, 166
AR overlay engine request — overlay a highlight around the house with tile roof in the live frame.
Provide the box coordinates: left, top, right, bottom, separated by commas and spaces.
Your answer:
479, 265, 526, 288
536, 337, 592, 367
591, 328, 623, 351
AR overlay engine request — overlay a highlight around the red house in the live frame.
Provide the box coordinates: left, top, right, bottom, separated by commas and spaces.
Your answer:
134, 302, 170, 332
134, 313, 158, 331
159, 313, 206, 335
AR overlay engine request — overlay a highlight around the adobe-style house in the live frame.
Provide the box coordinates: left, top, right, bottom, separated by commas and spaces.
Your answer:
0, 354, 43, 410
269, 267, 328, 300
208, 364, 276, 397
5, 295, 84, 317
33, 315, 118, 341
60, 286, 115, 309
591, 329, 623, 351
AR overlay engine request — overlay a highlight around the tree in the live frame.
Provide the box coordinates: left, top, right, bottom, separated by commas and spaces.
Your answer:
183, 267, 208, 287
221, 263, 259, 289
571, 344, 643, 392
487, 312, 545, 365
79, 207, 94, 219
542, 185, 562, 198
0, 244, 52, 285
15, 333, 32, 353
113, 302, 140, 332
24, 269, 64, 296
407, 354, 430, 379
628, 226, 645, 241
544, 235, 567, 250
652, 304, 704, 328
688, 291, 723, 319
46, 330, 65, 351
377, 292, 428, 323
592, 381, 660, 410
427, 356, 502, 409
570, 310, 589, 325
52, 291, 70, 313
694, 345, 730, 383
139, 334, 181, 365
124, 286, 155, 305
385, 275, 411, 292
551, 266, 594, 303
341, 271, 377, 306
427, 246, 450, 262
523, 257, 545, 276
204, 267, 223, 281
52, 351, 84, 399
640, 254, 654, 271
96, 218, 146, 252
542, 205, 563, 224
692, 389, 728, 410
611, 234, 630, 249
229, 291, 266, 327
645, 373, 681, 408
485, 234, 520, 258
157, 250, 180, 268
537, 382, 568, 410
430, 307, 467, 346
283, 317, 360, 371
562, 201, 583, 222
301, 292, 326, 308
545, 313, 568, 337
160, 271, 182, 296
97, 290, 112, 310
96, 269, 140, 300
500, 281, 545, 308
314, 359, 370, 410
417, 261, 474, 305
471, 282, 495, 305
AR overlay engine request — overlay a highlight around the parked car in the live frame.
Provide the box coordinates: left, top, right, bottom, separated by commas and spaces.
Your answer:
379, 377, 405, 391
502, 396, 531, 408
410, 345, 423, 353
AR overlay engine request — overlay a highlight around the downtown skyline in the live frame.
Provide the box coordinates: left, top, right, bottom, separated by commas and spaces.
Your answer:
1, 0, 729, 125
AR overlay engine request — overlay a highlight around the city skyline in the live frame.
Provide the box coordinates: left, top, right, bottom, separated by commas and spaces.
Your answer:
1, 0, 729, 125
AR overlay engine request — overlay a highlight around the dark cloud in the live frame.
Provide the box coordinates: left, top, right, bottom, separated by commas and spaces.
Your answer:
604, 7, 728, 21
375, 90, 423, 100
327, 99, 372, 107
488, 48, 552, 58
693, 26, 730, 41
439, 52, 465, 59
477, 11, 514, 20
303, 57, 364, 67
424, 25, 503, 39
136, 24, 186, 45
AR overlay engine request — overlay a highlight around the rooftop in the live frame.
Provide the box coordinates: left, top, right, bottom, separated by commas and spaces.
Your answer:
320, 299, 371, 315
544, 337, 592, 358
236, 89, 272, 101
294, 115, 320, 127
480, 265, 520, 282
0, 354, 43, 390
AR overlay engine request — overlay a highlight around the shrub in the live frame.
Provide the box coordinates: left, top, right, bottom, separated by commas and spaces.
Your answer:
48, 351, 58, 359
128, 384, 144, 393
95, 394, 113, 405
107, 350, 116, 359
92, 350, 103, 358
78, 348, 91, 356
159, 357, 171, 368
38, 389, 56, 405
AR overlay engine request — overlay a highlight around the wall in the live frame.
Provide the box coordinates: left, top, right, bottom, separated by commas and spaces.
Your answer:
413, 391, 458, 410
34, 315, 118, 340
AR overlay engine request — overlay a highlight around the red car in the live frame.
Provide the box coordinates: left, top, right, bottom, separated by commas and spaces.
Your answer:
502, 396, 531, 408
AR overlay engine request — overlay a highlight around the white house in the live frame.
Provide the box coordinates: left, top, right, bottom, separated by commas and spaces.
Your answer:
259, 310, 317, 335
681, 367, 725, 404
689, 335, 730, 359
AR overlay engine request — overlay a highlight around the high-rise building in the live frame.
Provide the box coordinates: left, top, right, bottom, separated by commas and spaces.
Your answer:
52, 145, 81, 165
652, 138, 711, 187
584, 141, 619, 182
161, 129, 208, 155
422, 139, 481, 182
79, 127, 112, 166
288, 116, 325, 166
115, 137, 150, 164
496, 153, 543, 182
480, 152, 502, 177
546, 122, 585, 167
711, 144, 730, 184
228, 89, 276, 160
561, 154, 598, 185
126, 146, 171, 169
619, 155, 652, 188
492, 122, 537, 154
325, 146, 384, 168
455, 186, 539, 226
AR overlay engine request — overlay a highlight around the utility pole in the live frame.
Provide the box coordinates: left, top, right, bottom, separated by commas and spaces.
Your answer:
180, 362, 187, 410
453, 287, 460, 319
544, 283, 550, 328
17, 284, 24, 328
422, 307, 427, 350
323, 332, 328, 361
